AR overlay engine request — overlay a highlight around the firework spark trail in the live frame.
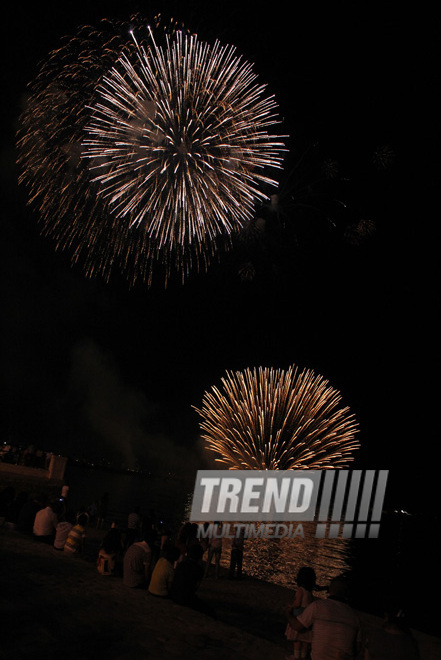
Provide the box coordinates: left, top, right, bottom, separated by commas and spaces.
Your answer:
194, 366, 359, 470
16, 18, 142, 282
83, 27, 285, 250
16, 17, 286, 287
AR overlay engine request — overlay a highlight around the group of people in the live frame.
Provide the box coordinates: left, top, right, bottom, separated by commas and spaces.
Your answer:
1, 485, 421, 659
0, 485, 228, 617
284, 567, 420, 660
0, 486, 112, 556
107, 519, 236, 618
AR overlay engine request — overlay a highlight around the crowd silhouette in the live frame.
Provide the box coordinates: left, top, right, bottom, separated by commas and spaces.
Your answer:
0, 483, 421, 659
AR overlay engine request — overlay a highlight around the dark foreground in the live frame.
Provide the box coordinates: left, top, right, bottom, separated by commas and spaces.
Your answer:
1, 528, 440, 660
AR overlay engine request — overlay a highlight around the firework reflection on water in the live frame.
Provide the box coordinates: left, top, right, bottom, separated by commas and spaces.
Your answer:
183, 499, 350, 590
218, 521, 351, 589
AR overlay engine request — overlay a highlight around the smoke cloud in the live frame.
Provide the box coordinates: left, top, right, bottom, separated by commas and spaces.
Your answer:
69, 338, 209, 475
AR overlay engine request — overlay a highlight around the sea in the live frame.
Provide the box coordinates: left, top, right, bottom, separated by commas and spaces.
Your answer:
63, 461, 440, 639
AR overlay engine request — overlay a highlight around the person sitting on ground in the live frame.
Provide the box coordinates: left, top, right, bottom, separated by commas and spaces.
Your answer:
364, 597, 419, 659
64, 513, 87, 554
101, 522, 124, 556
125, 506, 142, 549
16, 493, 45, 534
175, 521, 198, 563
97, 545, 115, 576
170, 544, 215, 617
157, 522, 170, 556
87, 500, 97, 527
53, 512, 74, 551
123, 532, 152, 588
33, 500, 58, 544
75, 504, 89, 526
286, 575, 361, 660
97, 522, 123, 576
148, 545, 180, 597
145, 519, 161, 567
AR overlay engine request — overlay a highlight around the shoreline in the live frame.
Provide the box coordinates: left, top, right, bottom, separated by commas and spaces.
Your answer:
1, 527, 440, 659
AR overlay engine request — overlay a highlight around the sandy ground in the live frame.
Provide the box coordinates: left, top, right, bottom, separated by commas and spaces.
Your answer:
1, 527, 440, 660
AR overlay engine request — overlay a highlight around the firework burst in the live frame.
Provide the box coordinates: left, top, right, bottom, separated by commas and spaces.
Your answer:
16, 17, 285, 286
344, 217, 376, 246
194, 366, 359, 470
83, 27, 285, 248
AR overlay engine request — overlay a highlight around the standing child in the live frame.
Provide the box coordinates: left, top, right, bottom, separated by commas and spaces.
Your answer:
285, 566, 316, 659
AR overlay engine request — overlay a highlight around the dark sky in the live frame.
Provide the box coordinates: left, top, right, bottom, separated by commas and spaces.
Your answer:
1, 2, 437, 509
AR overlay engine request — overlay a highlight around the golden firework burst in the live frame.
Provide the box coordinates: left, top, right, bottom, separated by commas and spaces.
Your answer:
16, 17, 286, 287
194, 366, 359, 470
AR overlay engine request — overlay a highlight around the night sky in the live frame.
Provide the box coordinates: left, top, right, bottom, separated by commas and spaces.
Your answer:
1, 2, 437, 511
